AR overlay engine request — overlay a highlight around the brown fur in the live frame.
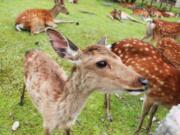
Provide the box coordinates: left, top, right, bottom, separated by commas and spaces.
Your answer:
152, 19, 180, 40
15, 2, 68, 34
133, 8, 149, 18
157, 38, 180, 70
23, 29, 148, 135
110, 39, 180, 134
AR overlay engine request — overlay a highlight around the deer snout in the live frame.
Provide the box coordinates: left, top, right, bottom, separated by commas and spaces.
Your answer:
66, 12, 70, 15
138, 77, 149, 90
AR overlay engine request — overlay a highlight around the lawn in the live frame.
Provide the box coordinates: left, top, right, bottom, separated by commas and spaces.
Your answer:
0, 0, 179, 135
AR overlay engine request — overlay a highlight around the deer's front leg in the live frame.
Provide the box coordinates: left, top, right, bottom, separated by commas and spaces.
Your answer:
64, 128, 71, 135
46, 21, 57, 28
54, 19, 79, 25
104, 94, 113, 122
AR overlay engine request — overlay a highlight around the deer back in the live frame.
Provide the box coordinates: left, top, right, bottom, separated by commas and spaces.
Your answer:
111, 39, 180, 106
16, 9, 53, 29
153, 19, 180, 38
24, 50, 67, 107
157, 38, 180, 70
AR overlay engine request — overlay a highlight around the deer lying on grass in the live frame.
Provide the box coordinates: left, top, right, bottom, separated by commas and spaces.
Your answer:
108, 9, 143, 23
157, 37, 180, 70
15, 0, 78, 34
143, 19, 180, 41
132, 8, 150, 18
120, 2, 136, 9
19, 29, 148, 135
102, 38, 180, 134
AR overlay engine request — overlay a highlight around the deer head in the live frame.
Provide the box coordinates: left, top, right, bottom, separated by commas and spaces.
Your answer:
46, 29, 149, 94
52, 0, 69, 15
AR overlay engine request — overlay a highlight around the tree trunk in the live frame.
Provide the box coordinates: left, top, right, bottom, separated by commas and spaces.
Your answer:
175, 0, 180, 8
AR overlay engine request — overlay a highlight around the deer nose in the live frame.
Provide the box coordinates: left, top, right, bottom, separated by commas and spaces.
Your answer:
66, 12, 70, 15
139, 77, 149, 87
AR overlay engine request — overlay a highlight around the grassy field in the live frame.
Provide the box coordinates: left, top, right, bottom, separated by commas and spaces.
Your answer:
0, 0, 179, 135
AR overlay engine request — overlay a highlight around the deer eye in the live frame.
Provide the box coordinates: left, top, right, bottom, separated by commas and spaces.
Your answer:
96, 60, 107, 68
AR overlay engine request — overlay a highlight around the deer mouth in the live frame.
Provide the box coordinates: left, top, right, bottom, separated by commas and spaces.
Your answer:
126, 89, 146, 92
126, 85, 148, 93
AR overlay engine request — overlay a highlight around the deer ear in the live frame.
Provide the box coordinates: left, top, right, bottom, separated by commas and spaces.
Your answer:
97, 37, 107, 45
46, 28, 80, 61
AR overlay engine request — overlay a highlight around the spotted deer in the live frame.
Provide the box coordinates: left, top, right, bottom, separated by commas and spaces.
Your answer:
132, 8, 150, 18
108, 9, 142, 23
20, 29, 148, 135
102, 38, 180, 134
15, 0, 78, 34
120, 2, 136, 9
143, 19, 180, 41
157, 37, 180, 70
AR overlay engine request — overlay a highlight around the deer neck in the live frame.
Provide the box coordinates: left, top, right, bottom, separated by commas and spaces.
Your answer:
49, 5, 60, 18
56, 67, 94, 128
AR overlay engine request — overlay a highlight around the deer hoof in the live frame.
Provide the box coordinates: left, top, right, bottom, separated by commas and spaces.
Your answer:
76, 22, 79, 25
107, 115, 113, 122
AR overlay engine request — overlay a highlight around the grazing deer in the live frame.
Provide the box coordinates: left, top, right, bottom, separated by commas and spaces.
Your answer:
157, 37, 180, 70
102, 38, 180, 134
15, 0, 78, 34
143, 19, 180, 41
20, 29, 148, 135
108, 9, 143, 23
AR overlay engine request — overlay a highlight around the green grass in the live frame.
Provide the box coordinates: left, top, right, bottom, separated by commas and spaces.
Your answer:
0, 0, 179, 135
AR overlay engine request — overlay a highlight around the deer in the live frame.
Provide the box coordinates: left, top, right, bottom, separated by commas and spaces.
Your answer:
15, 0, 78, 34
19, 29, 148, 135
108, 9, 143, 24
120, 2, 137, 9
157, 37, 180, 70
100, 38, 180, 134
132, 8, 150, 18
143, 19, 180, 41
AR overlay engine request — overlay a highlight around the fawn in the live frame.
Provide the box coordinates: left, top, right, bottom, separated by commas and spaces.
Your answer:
15, 0, 78, 34
157, 37, 180, 70
143, 19, 180, 41
69, 0, 78, 4
101, 38, 180, 134
19, 29, 148, 135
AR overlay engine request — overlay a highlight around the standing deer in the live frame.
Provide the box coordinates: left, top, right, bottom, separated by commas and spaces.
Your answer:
143, 19, 180, 41
20, 29, 148, 135
102, 38, 180, 134
108, 9, 143, 23
15, 0, 78, 34
157, 37, 180, 70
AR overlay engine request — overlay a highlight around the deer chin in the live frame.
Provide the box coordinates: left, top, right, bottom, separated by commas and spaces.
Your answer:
126, 88, 147, 94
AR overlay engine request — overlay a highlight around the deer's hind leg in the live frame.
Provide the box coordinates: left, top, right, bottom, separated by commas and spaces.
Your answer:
30, 21, 46, 35
135, 95, 154, 135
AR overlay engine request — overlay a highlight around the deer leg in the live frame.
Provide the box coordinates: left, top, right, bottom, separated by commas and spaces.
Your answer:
30, 25, 45, 35
46, 21, 58, 28
146, 104, 158, 134
19, 83, 26, 106
135, 96, 154, 135
104, 94, 113, 122
44, 128, 50, 135
54, 19, 79, 25
64, 129, 71, 135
